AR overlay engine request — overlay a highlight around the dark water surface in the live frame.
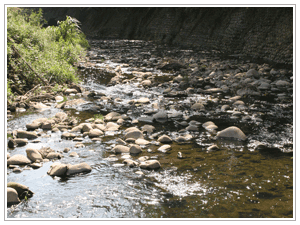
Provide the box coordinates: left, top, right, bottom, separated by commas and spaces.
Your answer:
7, 39, 293, 218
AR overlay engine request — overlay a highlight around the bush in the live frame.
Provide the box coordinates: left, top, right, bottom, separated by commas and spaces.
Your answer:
7, 7, 89, 88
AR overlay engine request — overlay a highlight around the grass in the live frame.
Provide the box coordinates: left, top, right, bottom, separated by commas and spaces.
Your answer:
7, 7, 90, 97
94, 114, 104, 120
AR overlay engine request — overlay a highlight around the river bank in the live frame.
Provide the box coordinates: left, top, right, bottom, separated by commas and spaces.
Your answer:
7, 39, 293, 218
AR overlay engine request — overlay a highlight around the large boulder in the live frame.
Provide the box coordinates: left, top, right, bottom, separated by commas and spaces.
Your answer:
7, 188, 20, 205
16, 130, 38, 140
7, 154, 31, 165
26, 148, 43, 162
216, 126, 247, 141
7, 182, 34, 199
47, 163, 68, 176
26, 121, 42, 130
8, 138, 28, 148
66, 162, 92, 175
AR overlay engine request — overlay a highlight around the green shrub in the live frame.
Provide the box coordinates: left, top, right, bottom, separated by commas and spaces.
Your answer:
7, 7, 89, 88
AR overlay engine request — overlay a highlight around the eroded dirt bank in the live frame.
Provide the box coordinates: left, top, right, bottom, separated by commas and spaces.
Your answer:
39, 7, 293, 66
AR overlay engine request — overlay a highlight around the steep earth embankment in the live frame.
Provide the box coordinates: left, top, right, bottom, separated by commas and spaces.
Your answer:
40, 7, 293, 65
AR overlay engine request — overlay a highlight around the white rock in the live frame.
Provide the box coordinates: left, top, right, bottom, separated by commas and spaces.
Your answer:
158, 144, 172, 153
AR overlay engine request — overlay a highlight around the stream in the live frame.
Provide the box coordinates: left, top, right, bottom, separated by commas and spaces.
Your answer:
7, 39, 293, 218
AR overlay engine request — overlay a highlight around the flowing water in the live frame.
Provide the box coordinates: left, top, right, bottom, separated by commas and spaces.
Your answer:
7, 39, 293, 218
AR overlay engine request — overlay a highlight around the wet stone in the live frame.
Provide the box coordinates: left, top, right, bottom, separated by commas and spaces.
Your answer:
66, 162, 92, 176
113, 145, 130, 154
129, 144, 142, 154
157, 144, 172, 153
16, 130, 38, 140
158, 135, 172, 143
140, 160, 161, 170
7, 154, 31, 165
216, 126, 247, 141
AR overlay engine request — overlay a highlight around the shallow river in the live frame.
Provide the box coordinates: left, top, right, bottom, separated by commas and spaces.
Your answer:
7, 39, 293, 218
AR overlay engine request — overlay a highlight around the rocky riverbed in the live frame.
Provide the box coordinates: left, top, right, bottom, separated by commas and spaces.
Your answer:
7, 39, 293, 218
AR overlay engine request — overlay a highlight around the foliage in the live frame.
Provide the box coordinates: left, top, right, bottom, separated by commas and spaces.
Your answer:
7, 81, 13, 97
94, 114, 104, 120
7, 7, 89, 90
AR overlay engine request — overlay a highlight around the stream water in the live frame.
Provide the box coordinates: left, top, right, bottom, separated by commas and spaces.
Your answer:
6, 39, 294, 218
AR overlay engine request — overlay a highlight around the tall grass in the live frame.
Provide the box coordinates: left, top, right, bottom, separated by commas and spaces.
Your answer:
7, 7, 89, 95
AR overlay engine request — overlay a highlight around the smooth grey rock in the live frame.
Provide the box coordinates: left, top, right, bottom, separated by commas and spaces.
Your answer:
153, 110, 168, 122
125, 130, 144, 140
140, 160, 161, 170
7, 188, 20, 205
66, 162, 92, 175
16, 130, 38, 140
26, 148, 43, 162
26, 121, 41, 130
47, 163, 68, 176
113, 145, 130, 154
7, 154, 31, 165
7, 182, 34, 199
216, 126, 247, 141
129, 144, 142, 154
46, 152, 62, 160
158, 135, 172, 143
88, 129, 103, 138
105, 122, 120, 131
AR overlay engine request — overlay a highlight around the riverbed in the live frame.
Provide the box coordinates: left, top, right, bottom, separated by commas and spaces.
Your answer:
7, 39, 293, 218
